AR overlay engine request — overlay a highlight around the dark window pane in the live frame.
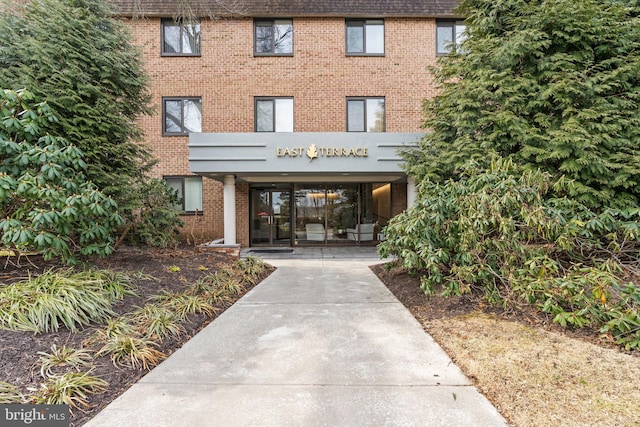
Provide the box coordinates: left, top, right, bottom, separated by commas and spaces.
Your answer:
346, 25, 364, 53
163, 20, 200, 54
347, 100, 365, 132
183, 24, 201, 54
163, 24, 180, 53
164, 98, 202, 134
255, 25, 274, 53
273, 20, 293, 53
255, 20, 293, 54
164, 100, 182, 133
256, 100, 274, 131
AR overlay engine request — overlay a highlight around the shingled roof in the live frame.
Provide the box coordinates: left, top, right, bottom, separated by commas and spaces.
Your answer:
109, 0, 461, 18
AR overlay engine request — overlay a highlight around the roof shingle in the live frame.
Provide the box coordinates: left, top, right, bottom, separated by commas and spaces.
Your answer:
109, 0, 461, 18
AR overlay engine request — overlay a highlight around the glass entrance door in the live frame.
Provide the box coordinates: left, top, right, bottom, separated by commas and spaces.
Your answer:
250, 189, 291, 246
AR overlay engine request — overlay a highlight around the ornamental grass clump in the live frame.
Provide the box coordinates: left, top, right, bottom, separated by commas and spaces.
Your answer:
0, 268, 136, 333
94, 333, 165, 370
131, 303, 185, 340
31, 371, 108, 411
37, 344, 93, 378
152, 291, 218, 319
236, 256, 269, 284
0, 382, 24, 404
212, 266, 245, 295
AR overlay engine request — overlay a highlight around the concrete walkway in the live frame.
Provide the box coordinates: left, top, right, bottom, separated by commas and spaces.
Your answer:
85, 249, 508, 427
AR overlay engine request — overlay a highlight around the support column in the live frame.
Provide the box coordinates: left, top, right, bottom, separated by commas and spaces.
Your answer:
223, 175, 236, 245
407, 176, 418, 209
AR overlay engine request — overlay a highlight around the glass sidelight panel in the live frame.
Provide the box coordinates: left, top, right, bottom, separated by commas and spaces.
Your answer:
293, 184, 360, 245
271, 190, 291, 244
294, 186, 326, 244
325, 185, 358, 244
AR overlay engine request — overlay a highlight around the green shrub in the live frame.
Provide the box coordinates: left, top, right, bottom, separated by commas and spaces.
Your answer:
379, 159, 640, 349
120, 178, 184, 248
404, 0, 640, 209
0, 89, 123, 262
380, 160, 562, 298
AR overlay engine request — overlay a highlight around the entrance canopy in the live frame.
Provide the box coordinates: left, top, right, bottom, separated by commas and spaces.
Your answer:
188, 132, 422, 183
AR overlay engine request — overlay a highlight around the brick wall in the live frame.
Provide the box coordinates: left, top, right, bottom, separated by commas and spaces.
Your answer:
391, 183, 408, 218
236, 183, 250, 246
124, 16, 437, 244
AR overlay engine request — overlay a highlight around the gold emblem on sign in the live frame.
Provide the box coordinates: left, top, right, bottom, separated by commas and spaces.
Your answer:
307, 143, 318, 161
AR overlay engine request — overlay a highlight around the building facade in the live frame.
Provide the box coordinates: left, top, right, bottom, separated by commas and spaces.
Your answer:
112, 0, 461, 247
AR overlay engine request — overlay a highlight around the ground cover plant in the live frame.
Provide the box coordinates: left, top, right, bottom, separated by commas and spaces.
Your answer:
0, 247, 273, 425
0, 269, 134, 333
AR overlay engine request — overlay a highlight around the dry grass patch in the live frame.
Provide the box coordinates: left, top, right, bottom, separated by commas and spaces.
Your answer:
427, 313, 640, 426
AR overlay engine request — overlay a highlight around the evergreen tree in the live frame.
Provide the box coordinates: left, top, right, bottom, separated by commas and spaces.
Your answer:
0, 0, 153, 205
0, 0, 184, 247
405, 0, 640, 209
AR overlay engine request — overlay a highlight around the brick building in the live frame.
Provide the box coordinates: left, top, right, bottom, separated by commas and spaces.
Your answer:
112, 0, 462, 248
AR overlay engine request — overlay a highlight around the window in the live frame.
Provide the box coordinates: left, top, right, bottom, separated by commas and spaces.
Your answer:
254, 19, 293, 55
436, 20, 466, 55
255, 98, 294, 132
163, 97, 202, 135
161, 18, 201, 55
347, 98, 385, 132
165, 176, 203, 214
346, 19, 384, 55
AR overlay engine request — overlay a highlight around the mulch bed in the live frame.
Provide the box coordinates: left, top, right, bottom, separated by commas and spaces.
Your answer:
0, 246, 273, 426
1, 248, 635, 427
369, 261, 636, 355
